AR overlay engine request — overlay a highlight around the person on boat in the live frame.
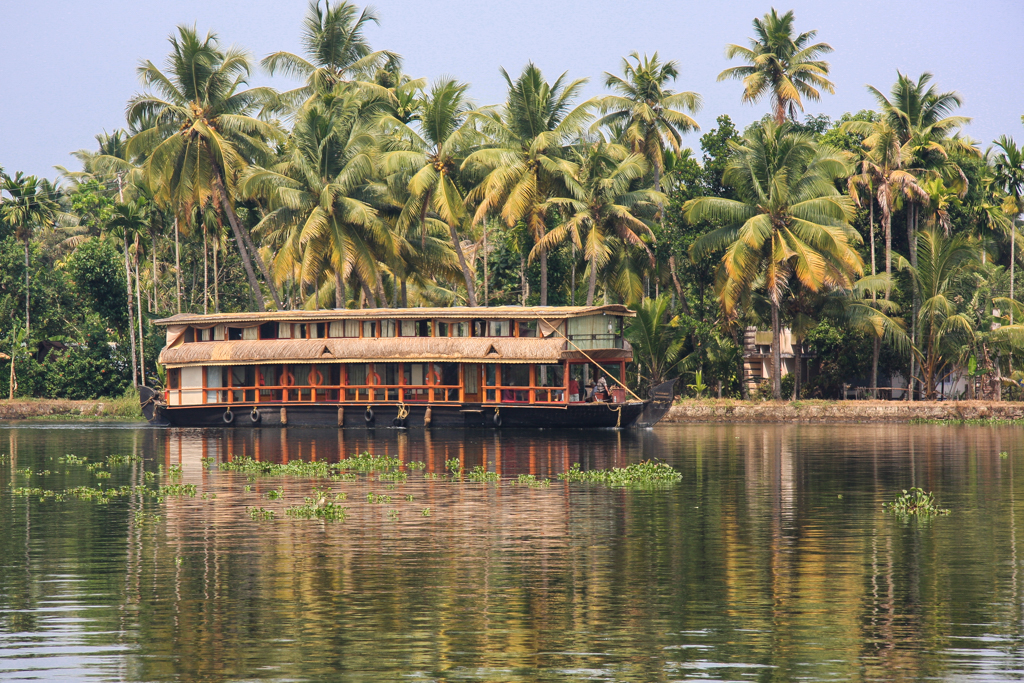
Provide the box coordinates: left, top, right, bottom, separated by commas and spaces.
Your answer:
594, 373, 609, 402
569, 377, 580, 402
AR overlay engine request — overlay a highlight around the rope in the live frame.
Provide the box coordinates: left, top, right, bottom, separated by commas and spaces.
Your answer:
396, 402, 409, 420
606, 403, 622, 427
537, 316, 645, 403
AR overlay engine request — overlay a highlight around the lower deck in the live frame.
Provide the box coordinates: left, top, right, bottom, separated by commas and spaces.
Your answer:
151, 400, 647, 430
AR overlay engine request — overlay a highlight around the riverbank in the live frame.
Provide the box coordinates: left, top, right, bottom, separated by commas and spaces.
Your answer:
0, 398, 144, 422
664, 399, 1024, 423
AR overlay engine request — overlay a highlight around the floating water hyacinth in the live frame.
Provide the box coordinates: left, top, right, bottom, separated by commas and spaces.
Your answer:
558, 461, 682, 488
884, 488, 950, 516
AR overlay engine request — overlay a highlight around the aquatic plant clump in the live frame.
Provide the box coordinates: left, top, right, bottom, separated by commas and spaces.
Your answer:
285, 498, 349, 521
885, 488, 951, 516
467, 466, 500, 483
558, 461, 682, 487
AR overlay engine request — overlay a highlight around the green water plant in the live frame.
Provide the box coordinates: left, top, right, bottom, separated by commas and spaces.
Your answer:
159, 483, 198, 497
266, 488, 284, 500
248, 507, 276, 521
106, 454, 141, 466
467, 465, 500, 484
558, 461, 682, 487
884, 487, 950, 516
511, 474, 551, 488
285, 498, 348, 521
445, 458, 463, 476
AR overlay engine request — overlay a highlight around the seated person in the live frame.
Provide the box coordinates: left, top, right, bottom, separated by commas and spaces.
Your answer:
593, 373, 610, 402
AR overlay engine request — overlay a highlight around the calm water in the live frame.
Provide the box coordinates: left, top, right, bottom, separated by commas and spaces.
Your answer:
1, 422, 1023, 682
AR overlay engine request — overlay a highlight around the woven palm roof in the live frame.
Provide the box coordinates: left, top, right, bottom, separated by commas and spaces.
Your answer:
159, 337, 578, 366
154, 304, 633, 327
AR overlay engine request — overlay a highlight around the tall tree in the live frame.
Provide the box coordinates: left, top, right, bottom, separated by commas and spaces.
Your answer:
262, 0, 398, 110
241, 84, 396, 310
382, 78, 480, 305
535, 142, 661, 305
866, 72, 971, 397
992, 135, 1024, 320
685, 121, 861, 399
718, 9, 834, 124
127, 25, 284, 312
1, 173, 64, 335
464, 63, 593, 305
595, 52, 701, 194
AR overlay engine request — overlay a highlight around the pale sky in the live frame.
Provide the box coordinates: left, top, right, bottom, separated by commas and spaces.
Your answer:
1, 0, 1021, 181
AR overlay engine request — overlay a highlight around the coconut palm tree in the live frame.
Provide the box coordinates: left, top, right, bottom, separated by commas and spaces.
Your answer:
126, 25, 284, 312
240, 83, 396, 310
1, 173, 65, 335
382, 78, 481, 305
992, 135, 1024, 319
685, 121, 861, 399
108, 201, 150, 386
261, 0, 398, 112
534, 142, 662, 305
595, 52, 701, 195
718, 9, 834, 124
464, 63, 593, 305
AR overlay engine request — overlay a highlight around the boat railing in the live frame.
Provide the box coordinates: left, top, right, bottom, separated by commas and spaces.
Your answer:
169, 381, 571, 406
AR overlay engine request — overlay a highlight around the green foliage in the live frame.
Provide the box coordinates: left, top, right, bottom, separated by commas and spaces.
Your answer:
884, 487, 950, 516
558, 461, 682, 487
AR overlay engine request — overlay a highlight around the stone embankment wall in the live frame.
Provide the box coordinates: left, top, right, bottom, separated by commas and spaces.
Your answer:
663, 400, 1024, 423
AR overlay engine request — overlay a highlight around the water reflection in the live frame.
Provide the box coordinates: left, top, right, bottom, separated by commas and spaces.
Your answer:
3, 423, 1024, 681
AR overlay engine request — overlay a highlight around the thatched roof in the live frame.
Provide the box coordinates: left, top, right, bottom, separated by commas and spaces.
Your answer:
154, 304, 633, 327
159, 337, 579, 366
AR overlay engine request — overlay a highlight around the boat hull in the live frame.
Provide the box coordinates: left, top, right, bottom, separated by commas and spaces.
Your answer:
148, 400, 648, 429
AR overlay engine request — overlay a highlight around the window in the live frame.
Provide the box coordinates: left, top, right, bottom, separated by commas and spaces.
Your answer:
311, 323, 326, 339
502, 365, 529, 386
518, 321, 538, 337
438, 321, 469, 337
183, 328, 195, 343
293, 324, 309, 339
259, 322, 277, 340
362, 321, 377, 338
198, 327, 213, 342
328, 320, 360, 337
242, 327, 258, 341
380, 320, 396, 337
278, 323, 291, 339
472, 320, 486, 337
230, 365, 257, 387
437, 322, 449, 337
168, 368, 181, 389
228, 327, 243, 341
487, 320, 511, 337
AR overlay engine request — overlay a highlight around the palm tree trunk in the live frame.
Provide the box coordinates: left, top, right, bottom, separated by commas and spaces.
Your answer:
23, 239, 30, 335
907, 203, 918, 401
520, 254, 528, 306
771, 299, 782, 400
870, 196, 879, 397
586, 255, 598, 306
871, 337, 880, 398
150, 218, 158, 313
335, 271, 345, 309
483, 221, 489, 307
1012, 226, 1016, 325
570, 242, 576, 306
212, 181, 267, 313
134, 238, 145, 385
213, 236, 219, 313
209, 166, 282, 310
448, 222, 477, 306
174, 216, 182, 314
203, 222, 209, 315
401, 277, 407, 308
540, 252, 547, 306
123, 236, 138, 387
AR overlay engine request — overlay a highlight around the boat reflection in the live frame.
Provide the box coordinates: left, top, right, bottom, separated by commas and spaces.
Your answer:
158, 426, 660, 478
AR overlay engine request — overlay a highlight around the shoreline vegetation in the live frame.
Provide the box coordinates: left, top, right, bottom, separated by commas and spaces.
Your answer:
1, 3, 1023, 406
3, 396, 1024, 425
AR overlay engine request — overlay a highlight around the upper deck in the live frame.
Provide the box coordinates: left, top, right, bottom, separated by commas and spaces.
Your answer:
155, 305, 634, 367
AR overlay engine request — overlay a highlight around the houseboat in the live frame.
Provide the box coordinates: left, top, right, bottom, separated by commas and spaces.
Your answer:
140, 305, 675, 429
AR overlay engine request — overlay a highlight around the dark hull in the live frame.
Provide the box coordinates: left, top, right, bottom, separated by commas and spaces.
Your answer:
149, 401, 649, 429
